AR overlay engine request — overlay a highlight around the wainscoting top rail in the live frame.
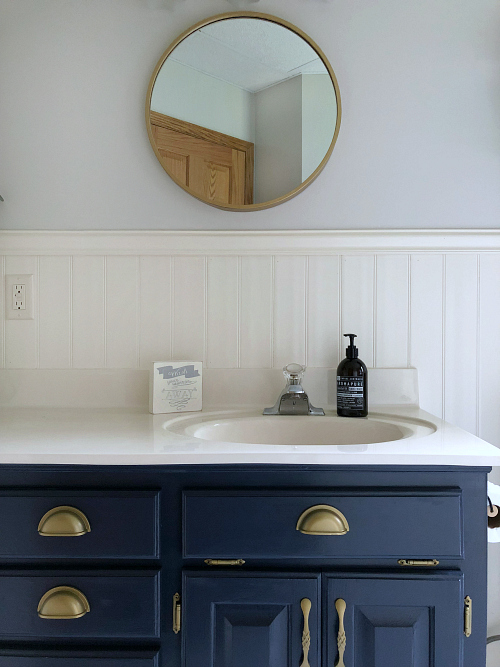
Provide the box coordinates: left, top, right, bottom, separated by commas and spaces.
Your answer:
1, 230, 500, 255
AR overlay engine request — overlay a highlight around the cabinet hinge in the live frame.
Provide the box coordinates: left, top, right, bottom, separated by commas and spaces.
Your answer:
173, 592, 181, 634
464, 596, 472, 637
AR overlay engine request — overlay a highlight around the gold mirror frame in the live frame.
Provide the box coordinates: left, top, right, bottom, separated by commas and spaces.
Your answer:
145, 11, 341, 212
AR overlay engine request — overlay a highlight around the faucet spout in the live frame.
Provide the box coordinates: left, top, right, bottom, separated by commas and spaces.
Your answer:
263, 364, 325, 416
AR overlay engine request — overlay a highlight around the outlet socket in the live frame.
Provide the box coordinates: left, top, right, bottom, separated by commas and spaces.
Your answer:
5, 274, 34, 319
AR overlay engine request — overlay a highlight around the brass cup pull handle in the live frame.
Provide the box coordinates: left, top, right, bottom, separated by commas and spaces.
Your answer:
37, 586, 90, 619
38, 506, 91, 536
296, 505, 349, 535
335, 598, 346, 667
300, 598, 312, 667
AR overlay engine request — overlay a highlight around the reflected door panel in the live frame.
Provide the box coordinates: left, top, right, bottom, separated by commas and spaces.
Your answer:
160, 150, 188, 185
150, 112, 253, 206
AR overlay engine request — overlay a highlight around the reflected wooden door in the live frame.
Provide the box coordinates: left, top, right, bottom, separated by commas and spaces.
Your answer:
150, 111, 254, 206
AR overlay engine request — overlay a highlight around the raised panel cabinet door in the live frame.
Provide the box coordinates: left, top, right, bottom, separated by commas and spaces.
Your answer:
182, 572, 320, 667
325, 573, 464, 667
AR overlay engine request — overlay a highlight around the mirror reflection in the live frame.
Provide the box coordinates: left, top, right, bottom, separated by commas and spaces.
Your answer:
147, 14, 340, 210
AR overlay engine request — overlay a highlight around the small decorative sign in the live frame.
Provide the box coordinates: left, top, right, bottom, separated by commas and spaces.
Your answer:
149, 361, 202, 414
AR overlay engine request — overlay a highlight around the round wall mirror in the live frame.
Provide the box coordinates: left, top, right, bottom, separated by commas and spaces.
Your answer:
146, 12, 341, 211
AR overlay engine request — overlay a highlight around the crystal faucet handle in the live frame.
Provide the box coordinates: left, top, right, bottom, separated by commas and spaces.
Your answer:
283, 363, 306, 382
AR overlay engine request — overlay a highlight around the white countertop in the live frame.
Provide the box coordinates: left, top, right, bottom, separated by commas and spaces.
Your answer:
0, 406, 498, 466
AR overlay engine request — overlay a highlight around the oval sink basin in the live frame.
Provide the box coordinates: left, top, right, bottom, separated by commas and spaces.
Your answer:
163, 411, 436, 446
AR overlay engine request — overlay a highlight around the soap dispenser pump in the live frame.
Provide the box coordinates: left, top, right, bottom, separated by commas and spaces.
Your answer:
336, 333, 368, 417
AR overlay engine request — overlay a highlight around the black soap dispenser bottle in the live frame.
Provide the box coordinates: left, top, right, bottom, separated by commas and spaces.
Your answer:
337, 333, 368, 417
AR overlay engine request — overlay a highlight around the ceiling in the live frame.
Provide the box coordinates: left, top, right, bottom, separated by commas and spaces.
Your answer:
169, 18, 329, 93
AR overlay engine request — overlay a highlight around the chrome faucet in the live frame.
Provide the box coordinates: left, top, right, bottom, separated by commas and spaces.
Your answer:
263, 364, 325, 416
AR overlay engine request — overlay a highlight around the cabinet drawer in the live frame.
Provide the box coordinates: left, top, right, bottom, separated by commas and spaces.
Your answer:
0, 491, 159, 560
0, 572, 159, 640
0, 658, 157, 667
183, 489, 463, 560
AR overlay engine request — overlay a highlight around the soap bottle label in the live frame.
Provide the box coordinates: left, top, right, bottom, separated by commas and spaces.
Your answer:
337, 376, 365, 410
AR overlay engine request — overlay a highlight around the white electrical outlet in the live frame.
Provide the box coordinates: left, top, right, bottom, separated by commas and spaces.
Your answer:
5, 274, 34, 319
13, 284, 26, 310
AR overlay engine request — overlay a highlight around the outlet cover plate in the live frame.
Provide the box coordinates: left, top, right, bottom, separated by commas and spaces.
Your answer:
5, 274, 34, 319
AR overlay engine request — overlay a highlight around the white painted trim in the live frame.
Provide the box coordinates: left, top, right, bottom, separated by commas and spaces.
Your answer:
1, 230, 500, 255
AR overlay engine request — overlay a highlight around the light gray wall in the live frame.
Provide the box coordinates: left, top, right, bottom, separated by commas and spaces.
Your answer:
301, 74, 337, 182
254, 76, 302, 204
0, 0, 499, 230
151, 60, 255, 143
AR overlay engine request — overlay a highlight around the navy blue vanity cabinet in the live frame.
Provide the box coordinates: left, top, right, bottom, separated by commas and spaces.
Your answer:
0, 463, 489, 667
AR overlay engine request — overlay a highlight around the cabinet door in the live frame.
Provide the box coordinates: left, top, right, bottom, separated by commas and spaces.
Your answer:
182, 572, 320, 667
325, 573, 464, 667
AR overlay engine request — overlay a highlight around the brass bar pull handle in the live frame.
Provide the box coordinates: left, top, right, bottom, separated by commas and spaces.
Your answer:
335, 598, 346, 667
204, 559, 245, 566
398, 559, 439, 567
300, 598, 311, 667
37, 586, 90, 619
38, 506, 91, 536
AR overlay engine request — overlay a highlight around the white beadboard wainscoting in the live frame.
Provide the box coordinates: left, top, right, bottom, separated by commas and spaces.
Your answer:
2, 229, 500, 639
1, 230, 500, 448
